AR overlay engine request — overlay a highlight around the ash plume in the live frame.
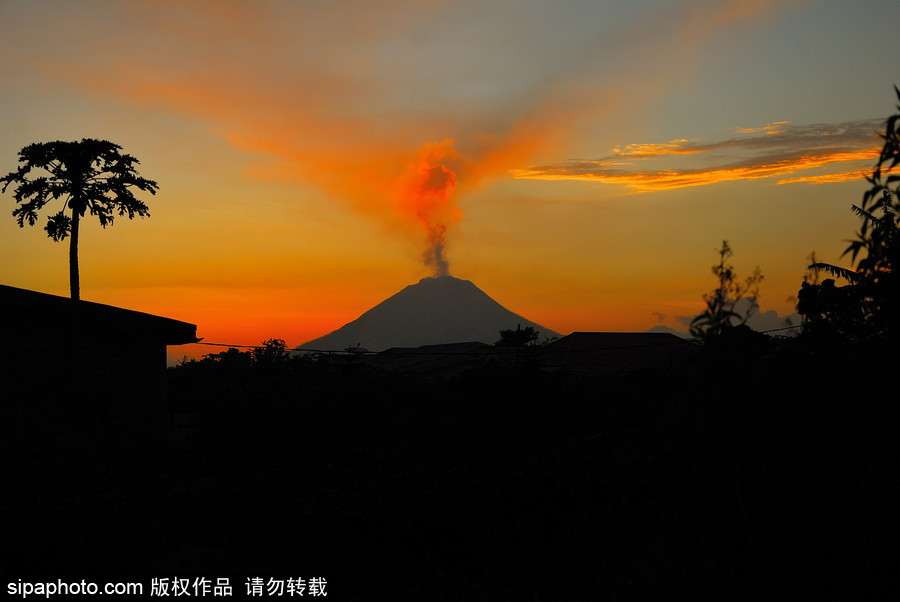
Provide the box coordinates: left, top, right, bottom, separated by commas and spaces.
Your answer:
424, 224, 450, 276
401, 155, 458, 276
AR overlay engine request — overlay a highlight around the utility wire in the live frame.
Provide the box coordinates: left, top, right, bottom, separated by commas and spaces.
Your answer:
189, 324, 805, 355
194, 342, 270, 349
757, 324, 804, 333
192, 341, 379, 355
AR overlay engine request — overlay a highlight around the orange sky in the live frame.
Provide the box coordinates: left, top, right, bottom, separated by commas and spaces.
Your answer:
0, 0, 897, 361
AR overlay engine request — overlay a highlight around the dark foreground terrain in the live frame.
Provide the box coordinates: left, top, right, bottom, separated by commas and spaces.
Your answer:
3, 337, 896, 600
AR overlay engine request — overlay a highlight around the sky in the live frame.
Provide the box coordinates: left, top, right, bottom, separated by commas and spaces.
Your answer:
1, 0, 897, 361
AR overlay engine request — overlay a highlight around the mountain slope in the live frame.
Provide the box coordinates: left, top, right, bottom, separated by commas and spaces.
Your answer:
298, 275, 558, 351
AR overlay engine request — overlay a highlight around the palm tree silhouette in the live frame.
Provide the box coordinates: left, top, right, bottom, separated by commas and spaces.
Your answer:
1, 139, 158, 300
806, 189, 898, 336
803, 86, 900, 339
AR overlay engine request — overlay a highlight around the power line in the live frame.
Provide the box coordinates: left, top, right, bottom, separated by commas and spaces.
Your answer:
194, 342, 269, 349
758, 324, 804, 333
190, 324, 805, 354
192, 341, 378, 355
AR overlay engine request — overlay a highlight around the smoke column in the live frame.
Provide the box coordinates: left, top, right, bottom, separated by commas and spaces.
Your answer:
426, 224, 449, 276
400, 153, 459, 276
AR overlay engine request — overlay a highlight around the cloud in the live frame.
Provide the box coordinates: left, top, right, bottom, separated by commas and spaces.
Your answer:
10, 0, 793, 266
511, 119, 884, 190
735, 121, 789, 135
776, 170, 872, 185
663, 297, 802, 337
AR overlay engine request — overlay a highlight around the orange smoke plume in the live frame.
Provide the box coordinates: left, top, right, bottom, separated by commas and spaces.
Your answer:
396, 143, 461, 276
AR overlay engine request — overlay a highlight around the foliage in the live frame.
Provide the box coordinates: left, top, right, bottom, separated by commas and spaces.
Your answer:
190, 339, 291, 369
801, 87, 900, 340
201, 346, 252, 366
1, 139, 158, 300
251, 338, 291, 365
690, 240, 763, 342
797, 278, 869, 339
26, 344, 887, 598
495, 325, 541, 348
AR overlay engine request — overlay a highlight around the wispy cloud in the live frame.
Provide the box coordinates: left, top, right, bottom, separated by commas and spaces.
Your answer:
735, 121, 789, 135
776, 170, 873, 185
511, 119, 884, 190
5, 0, 794, 256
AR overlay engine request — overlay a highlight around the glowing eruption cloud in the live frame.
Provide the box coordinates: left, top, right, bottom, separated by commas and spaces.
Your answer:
397, 147, 461, 276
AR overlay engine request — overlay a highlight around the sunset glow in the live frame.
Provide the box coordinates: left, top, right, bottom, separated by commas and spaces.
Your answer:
1, 0, 897, 361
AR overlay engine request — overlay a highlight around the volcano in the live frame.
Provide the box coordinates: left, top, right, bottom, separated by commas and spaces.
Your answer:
298, 275, 558, 352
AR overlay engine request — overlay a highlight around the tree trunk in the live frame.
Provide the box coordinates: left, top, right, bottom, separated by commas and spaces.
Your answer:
70, 210, 80, 301
69, 209, 83, 408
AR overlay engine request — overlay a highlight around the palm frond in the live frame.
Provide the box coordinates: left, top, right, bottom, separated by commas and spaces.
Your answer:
808, 262, 861, 283
850, 204, 881, 225
882, 188, 896, 215
842, 238, 864, 264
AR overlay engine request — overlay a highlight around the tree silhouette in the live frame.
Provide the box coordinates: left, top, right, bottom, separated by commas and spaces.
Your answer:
251, 338, 291, 366
1, 139, 158, 300
802, 86, 900, 340
690, 240, 763, 342
495, 324, 541, 349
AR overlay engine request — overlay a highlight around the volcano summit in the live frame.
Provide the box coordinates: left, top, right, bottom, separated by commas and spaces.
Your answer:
298, 275, 558, 352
